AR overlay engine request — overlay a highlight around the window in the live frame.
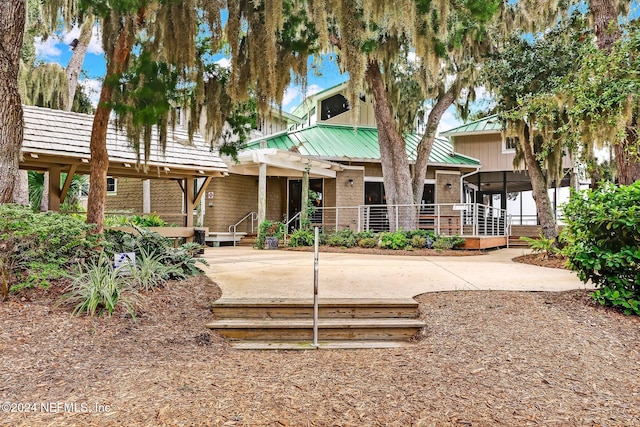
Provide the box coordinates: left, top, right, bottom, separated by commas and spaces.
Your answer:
106, 177, 117, 194
503, 136, 519, 152
320, 94, 350, 120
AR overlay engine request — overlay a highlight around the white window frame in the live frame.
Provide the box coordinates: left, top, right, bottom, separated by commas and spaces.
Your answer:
106, 176, 117, 195
503, 136, 519, 153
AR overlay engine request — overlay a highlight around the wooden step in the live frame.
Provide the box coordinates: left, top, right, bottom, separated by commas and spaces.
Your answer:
207, 318, 425, 341
211, 298, 420, 319
230, 340, 417, 350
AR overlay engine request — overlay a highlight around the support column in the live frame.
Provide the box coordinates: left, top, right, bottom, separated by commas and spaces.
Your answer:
48, 166, 61, 212
501, 172, 507, 211
142, 179, 151, 213
300, 169, 309, 223
257, 163, 267, 225
184, 178, 194, 227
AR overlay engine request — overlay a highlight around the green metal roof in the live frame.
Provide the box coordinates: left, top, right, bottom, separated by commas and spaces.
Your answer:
439, 114, 502, 137
243, 123, 480, 167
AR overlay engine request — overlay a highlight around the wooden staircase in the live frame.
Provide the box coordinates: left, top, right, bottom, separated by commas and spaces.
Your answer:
207, 298, 426, 350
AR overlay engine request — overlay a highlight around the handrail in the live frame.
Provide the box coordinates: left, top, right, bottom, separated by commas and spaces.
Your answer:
282, 211, 302, 246
228, 211, 258, 247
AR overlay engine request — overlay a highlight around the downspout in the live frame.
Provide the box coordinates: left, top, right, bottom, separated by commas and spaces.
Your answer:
460, 167, 480, 203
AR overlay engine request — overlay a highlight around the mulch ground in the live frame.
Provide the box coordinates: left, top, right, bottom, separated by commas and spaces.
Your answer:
1, 264, 639, 426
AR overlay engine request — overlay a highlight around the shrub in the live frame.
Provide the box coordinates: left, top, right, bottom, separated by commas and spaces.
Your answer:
520, 233, 561, 259
358, 237, 377, 248
354, 230, 375, 243
378, 231, 409, 250
410, 235, 426, 249
103, 227, 207, 277
562, 182, 640, 315
130, 248, 185, 291
289, 228, 316, 247
255, 220, 284, 249
0, 204, 99, 292
104, 213, 168, 227
432, 235, 466, 251
60, 254, 136, 318
327, 229, 357, 248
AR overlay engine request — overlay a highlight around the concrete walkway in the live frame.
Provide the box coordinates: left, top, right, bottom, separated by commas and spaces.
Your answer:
200, 247, 592, 300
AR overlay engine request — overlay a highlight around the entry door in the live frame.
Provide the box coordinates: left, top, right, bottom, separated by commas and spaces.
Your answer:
288, 179, 323, 228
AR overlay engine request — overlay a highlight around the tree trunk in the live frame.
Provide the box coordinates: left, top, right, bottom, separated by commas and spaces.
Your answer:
521, 124, 557, 239
0, 1, 26, 204
590, 0, 619, 53
66, 16, 94, 111
86, 16, 136, 233
590, 0, 640, 184
614, 125, 640, 185
13, 170, 29, 205
365, 59, 415, 231
412, 82, 458, 204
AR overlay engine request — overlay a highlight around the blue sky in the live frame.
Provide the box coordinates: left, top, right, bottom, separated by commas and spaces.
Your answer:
35, 25, 464, 132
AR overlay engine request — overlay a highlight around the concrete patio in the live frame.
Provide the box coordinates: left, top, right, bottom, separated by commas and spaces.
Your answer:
200, 247, 591, 300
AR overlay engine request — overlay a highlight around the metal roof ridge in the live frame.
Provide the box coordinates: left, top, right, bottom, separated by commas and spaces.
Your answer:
440, 114, 500, 135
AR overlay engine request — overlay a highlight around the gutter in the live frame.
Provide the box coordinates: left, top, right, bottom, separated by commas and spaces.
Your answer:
460, 167, 481, 203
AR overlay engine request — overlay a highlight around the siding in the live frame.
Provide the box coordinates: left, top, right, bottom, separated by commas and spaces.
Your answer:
323, 99, 376, 127
454, 134, 514, 172
203, 174, 287, 233
105, 178, 144, 213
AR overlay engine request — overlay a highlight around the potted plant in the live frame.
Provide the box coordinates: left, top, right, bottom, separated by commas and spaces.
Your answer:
256, 220, 284, 250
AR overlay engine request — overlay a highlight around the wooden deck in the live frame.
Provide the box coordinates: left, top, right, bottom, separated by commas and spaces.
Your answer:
461, 235, 509, 250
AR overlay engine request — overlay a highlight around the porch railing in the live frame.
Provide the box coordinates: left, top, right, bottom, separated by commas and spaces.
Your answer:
302, 203, 509, 237
229, 211, 258, 246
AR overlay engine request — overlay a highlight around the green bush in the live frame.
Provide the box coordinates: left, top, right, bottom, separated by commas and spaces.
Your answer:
378, 231, 410, 250
289, 228, 316, 247
104, 213, 168, 227
103, 227, 207, 277
432, 235, 466, 251
410, 235, 426, 249
358, 237, 378, 248
60, 253, 136, 318
255, 220, 284, 249
130, 248, 185, 291
327, 229, 357, 248
0, 204, 99, 292
520, 233, 561, 258
354, 230, 375, 243
563, 182, 640, 315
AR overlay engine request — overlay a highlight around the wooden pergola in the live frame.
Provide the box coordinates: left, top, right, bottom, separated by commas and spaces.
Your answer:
20, 105, 228, 227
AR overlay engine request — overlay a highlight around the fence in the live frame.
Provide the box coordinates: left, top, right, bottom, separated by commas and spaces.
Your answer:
304, 203, 509, 237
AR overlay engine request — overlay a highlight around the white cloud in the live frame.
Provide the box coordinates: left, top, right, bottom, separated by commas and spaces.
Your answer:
305, 84, 322, 97
62, 23, 103, 55
281, 87, 300, 107
215, 57, 231, 69
34, 36, 62, 58
79, 78, 102, 108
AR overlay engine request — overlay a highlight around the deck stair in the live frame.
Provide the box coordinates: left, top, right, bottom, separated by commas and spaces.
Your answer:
207, 298, 426, 350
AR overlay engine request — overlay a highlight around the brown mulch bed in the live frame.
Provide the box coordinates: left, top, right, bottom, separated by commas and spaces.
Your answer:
512, 253, 569, 269
2, 276, 640, 426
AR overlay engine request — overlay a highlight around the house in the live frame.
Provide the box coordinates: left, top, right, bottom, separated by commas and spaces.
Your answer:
441, 115, 576, 229
110, 83, 482, 237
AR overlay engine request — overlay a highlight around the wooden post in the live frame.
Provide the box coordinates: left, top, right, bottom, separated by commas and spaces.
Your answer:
184, 178, 194, 227
301, 169, 309, 223
48, 165, 61, 212
59, 164, 77, 205
143, 179, 151, 213
257, 142, 267, 225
